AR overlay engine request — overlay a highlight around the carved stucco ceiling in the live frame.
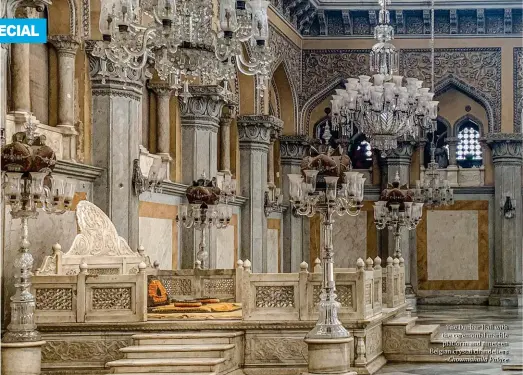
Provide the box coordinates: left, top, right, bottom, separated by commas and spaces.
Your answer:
271, 0, 522, 36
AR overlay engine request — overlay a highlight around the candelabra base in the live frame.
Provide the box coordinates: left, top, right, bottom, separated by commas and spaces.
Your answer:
1, 340, 45, 375
302, 337, 357, 375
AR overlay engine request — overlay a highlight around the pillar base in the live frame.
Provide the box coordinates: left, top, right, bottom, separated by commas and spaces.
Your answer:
303, 337, 356, 375
1, 340, 45, 375
489, 285, 522, 307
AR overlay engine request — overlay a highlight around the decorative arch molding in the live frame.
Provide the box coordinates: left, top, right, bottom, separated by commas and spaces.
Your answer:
434, 75, 495, 133
514, 47, 522, 133
271, 59, 299, 134
270, 76, 281, 119
68, 0, 77, 36
453, 114, 485, 137
300, 76, 345, 136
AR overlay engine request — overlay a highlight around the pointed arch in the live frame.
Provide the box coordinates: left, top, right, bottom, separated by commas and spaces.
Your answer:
453, 114, 485, 137
299, 76, 346, 136
271, 60, 298, 135
434, 75, 495, 133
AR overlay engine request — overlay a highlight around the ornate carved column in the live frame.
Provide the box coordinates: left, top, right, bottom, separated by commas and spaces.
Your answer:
148, 82, 172, 180
379, 141, 417, 308
238, 115, 283, 272
49, 35, 80, 161
87, 44, 145, 251
486, 134, 522, 306
219, 106, 234, 173
280, 135, 310, 272
179, 86, 228, 269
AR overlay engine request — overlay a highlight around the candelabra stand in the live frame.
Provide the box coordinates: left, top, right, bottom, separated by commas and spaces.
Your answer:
414, 145, 454, 208
1, 124, 76, 375
374, 172, 424, 258
176, 173, 235, 269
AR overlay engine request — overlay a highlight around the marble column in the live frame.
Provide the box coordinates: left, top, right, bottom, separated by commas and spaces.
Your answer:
486, 134, 523, 307
0, 44, 7, 144
238, 115, 283, 273
379, 141, 417, 307
148, 82, 173, 180
10, 43, 30, 114
280, 135, 310, 272
446, 137, 459, 167
88, 44, 145, 251
49, 35, 80, 161
219, 106, 234, 173
179, 85, 227, 269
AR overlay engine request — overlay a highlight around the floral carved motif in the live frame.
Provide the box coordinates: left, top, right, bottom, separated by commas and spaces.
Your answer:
313, 284, 353, 307
400, 48, 501, 132
383, 328, 430, 353
203, 278, 234, 296
92, 288, 132, 310
36, 288, 73, 310
514, 47, 523, 132
270, 25, 302, 95
366, 325, 383, 358
42, 339, 130, 362
255, 286, 295, 308
155, 277, 192, 296
245, 337, 307, 363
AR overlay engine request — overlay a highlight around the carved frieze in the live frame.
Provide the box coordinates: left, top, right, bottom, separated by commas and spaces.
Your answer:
400, 48, 501, 132
255, 286, 295, 308
92, 287, 132, 310
245, 336, 307, 363
366, 324, 383, 359
36, 288, 73, 310
42, 339, 130, 362
279, 135, 311, 162
515, 47, 522, 133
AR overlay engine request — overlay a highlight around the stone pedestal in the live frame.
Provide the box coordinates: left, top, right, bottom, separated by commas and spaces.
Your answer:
379, 141, 416, 308
485, 134, 522, 306
1, 340, 46, 375
238, 115, 283, 273
179, 86, 228, 269
88, 46, 145, 250
303, 338, 356, 375
280, 135, 310, 272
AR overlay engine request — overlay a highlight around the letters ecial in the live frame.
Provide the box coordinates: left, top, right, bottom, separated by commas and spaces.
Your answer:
0, 19, 47, 43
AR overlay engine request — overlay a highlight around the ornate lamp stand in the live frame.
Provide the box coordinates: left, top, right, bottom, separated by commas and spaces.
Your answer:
1, 120, 76, 374
176, 173, 236, 269
287, 132, 365, 375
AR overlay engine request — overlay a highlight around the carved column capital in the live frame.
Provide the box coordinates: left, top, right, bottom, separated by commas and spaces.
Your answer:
379, 141, 416, 166
48, 35, 80, 58
483, 133, 523, 165
237, 115, 284, 152
147, 82, 172, 97
179, 85, 231, 132
279, 135, 310, 164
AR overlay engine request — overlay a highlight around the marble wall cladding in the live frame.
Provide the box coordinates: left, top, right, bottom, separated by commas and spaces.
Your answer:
267, 228, 280, 273
216, 225, 236, 269
139, 217, 173, 270
427, 211, 479, 281
138, 201, 178, 270
329, 214, 368, 268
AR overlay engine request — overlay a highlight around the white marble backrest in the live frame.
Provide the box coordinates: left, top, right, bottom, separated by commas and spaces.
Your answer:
36, 201, 152, 275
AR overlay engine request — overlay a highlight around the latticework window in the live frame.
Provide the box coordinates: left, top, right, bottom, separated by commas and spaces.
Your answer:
457, 122, 482, 167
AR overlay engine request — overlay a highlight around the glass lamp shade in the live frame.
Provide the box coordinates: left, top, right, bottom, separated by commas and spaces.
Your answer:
30, 172, 47, 200
179, 204, 188, 218
5, 172, 23, 199
249, 0, 270, 41
63, 179, 77, 208
157, 0, 177, 22
99, 0, 119, 35
324, 176, 339, 201
219, 0, 239, 32
288, 174, 303, 201
303, 170, 319, 193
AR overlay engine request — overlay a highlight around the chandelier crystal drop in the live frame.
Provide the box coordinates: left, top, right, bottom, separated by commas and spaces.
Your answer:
331, 0, 439, 152
93, 0, 273, 98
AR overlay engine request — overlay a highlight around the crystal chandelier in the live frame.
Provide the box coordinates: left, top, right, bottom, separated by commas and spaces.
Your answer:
1, 117, 77, 342
176, 172, 236, 268
331, 0, 439, 152
373, 172, 423, 258
287, 129, 365, 339
93, 0, 272, 98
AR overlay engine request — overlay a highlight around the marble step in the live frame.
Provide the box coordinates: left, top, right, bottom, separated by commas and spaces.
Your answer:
106, 357, 226, 373
132, 332, 243, 346
383, 316, 418, 330
406, 324, 440, 340
120, 344, 235, 359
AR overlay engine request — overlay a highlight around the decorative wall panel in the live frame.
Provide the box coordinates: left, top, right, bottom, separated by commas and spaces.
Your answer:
514, 47, 522, 133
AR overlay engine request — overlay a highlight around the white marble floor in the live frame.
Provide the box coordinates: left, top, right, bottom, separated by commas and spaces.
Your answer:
376, 305, 523, 375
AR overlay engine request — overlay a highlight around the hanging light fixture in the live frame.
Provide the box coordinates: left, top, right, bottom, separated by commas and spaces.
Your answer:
92, 0, 272, 99
373, 171, 423, 258
331, 0, 439, 153
412, 0, 454, 208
